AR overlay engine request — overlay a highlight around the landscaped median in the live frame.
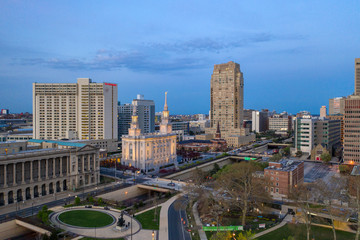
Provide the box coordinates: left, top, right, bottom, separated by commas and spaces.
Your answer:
58, 210, 114, 228
134, 206, 161, 230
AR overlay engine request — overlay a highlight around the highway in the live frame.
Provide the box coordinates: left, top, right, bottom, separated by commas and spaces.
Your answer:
168, 196, 191, 240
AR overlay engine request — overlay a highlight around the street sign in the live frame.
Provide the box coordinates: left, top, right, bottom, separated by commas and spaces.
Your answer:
203, 226, 243, 231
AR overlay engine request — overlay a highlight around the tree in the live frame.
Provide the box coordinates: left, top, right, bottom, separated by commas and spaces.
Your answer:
289, 184, 314, 240
215, 162, 269, 226
74, 196, 80, 205
339, 165, 350, 174
237, 230, 256, 240
283, 146, 290, 156
270, 153, 282, 162
295, 151, 303, 157
313, 177, 347, 240
209, 231, 232, 240
321, 152, 331, 163
37, 205, 50, 224
348, 175, 360, 240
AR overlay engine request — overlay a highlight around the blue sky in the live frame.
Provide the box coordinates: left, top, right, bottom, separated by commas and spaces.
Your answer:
0, 0, 359, 114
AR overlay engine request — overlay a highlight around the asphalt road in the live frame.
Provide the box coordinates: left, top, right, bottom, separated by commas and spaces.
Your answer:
0, 182, 130, 223
168, 196, 191, 240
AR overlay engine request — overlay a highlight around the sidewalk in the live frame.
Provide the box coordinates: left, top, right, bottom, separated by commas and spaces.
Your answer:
192, 202, 207, 240
252, 214, 293, 239
158, 194, 181, 240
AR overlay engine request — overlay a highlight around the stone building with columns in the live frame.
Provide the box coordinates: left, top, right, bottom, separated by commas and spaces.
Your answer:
0, 140, 100, 206
122, 92, 177, 173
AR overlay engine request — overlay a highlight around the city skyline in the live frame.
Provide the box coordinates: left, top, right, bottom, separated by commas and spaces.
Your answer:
0, 1, 359, 114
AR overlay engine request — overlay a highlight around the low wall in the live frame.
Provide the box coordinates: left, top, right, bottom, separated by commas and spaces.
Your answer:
0, 220, 32, 239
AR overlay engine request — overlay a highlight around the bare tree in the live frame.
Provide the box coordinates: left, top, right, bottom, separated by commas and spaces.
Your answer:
313, 177, 347, 240
289, 183, 313, 240
348, 175, 360, 240
215, 162, 269, 226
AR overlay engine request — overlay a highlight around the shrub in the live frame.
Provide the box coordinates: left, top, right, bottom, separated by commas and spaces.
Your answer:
74, 197, 80, 205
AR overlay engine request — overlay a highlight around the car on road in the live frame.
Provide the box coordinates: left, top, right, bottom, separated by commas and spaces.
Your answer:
85, 205, 92, 208
167, 182, 175, 187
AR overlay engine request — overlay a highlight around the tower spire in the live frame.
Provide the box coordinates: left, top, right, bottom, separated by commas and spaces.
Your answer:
164, 92, 168, 111
216, 121, 221, 139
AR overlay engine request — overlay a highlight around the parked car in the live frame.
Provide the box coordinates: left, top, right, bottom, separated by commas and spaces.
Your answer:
85, 205, 92, 208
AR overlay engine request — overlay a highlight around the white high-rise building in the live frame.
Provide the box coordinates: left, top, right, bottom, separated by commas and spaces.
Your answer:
294, 115, 317, 154
33, 78, 118, 141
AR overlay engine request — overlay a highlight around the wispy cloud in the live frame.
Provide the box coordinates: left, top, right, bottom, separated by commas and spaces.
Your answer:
13, 32, 304, 72
15, 50, 207, 72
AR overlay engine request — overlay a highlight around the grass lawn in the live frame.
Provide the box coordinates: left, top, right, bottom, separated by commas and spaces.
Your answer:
257, 224, 355, 240
135, 207, 161, 230
58, 210, 114, 227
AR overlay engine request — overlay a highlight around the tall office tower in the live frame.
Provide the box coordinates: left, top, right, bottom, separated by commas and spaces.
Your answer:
329, 97, 345, 115
343, 95, 360, 164
117, 95, 155, 141
33, 78, 118, 140
132, 94, 155, 134
320, 106, 327, 118
355, 58, 360, 95
209, 61, 244, 135
118, 103, 133, 140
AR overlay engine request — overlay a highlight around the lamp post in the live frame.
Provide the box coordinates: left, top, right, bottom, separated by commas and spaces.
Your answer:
31, 201, 34, 216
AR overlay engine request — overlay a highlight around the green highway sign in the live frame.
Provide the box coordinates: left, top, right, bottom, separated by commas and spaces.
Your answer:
203, 226, 243, 231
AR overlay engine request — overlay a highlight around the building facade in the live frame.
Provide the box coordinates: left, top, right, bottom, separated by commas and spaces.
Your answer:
33, 78, 118, 141
0, 140, 100, 206
320, 106, 327, 118
343, 95, 360, 164
264, 160, 304, 198
355, 58, 360, 95
122, 93, 177, 173
329, 97, 345, 115
171, 121, 190, 135
295, 116, 317, 154
209, 61, 244, 133
205, 61, 254, 146
118, 95, 155, 141
252, 110, 268, 133
328, 114, 344, 144
314, 119, 341, 151
269, 115, 292, 132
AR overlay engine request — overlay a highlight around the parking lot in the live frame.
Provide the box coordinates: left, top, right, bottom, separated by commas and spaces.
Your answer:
304, 162, 338, 183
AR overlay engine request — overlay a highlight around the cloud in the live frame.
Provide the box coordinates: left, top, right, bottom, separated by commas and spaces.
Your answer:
15, 49, 208, 72
13, 32, 304, 72
144, 33, 304, 53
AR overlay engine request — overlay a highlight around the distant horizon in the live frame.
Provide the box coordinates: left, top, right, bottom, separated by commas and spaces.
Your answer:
0, 1, 359, 115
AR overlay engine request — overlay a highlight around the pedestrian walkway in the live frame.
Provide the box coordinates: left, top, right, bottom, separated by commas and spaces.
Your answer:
50, 207, 141, 239
252, 214, 293, 239
192, 202, 207, 240
158, 194, 181, 240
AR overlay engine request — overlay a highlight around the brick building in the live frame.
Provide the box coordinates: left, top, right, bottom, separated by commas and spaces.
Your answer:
264, 160, 304, 198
